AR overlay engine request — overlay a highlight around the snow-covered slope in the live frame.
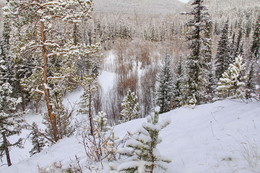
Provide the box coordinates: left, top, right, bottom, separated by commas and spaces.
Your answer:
2, 99, 260, 173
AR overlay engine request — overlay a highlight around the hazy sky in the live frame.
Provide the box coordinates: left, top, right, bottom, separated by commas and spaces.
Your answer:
179, 0, 190, 3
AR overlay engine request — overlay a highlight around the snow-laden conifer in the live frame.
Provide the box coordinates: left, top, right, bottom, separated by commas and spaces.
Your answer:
29, 122, 47, 156
112, 108, 171, 173
5, 0, 99, 142
0, 83, 23, 166
120, 90, 140, 123
216, 55, 247, 98
155, 54, 174, 113
173, 58, 186, 107
245, 15, 260, 99
250, 15, 260, 60
215, 21, 232, 80
94, 111, 108, 132
184, 0, 213, 105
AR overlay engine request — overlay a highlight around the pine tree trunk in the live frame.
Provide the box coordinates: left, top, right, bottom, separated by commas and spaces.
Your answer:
2, 132, 12, 167
19, 83, 26, 112
88, 84, 94, 136
41, 21, 59, 142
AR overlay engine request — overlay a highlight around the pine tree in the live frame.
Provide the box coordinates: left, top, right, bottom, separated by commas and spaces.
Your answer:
5, 0, 99, 142
94, 111, 108, 132
215, 21, 232, 80
0, 10, 14, 89
184, 0, 213, 105
112, 108, 171, 173
173, 58, 186, 107
250, 15, 260, 60
29, 122, 47, 156
216, 55, 247, 98
245, 15, 260, 98
245, 16, 252, 38
105, 131, 120, 162
0, 83, 23, 166
231, 27, 244, 61
2, 4, 34, 111
120, 90, 140, 123
245, 62, 256, 99
79, 75, 99, 136
156, 54, 174, 113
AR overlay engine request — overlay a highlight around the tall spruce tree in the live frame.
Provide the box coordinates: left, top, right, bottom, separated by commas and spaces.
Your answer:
156, 54, 174, 113
0, 10, 14, 89
245, 15, 260, 98
5, 0, 99, 142
215, 21, 232, 80
231, 27, 244, 61
184, 0, 213, 105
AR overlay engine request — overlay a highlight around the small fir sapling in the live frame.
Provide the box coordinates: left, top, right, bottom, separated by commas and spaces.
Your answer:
94, 111, 109, 132
29, 122, 47, 156
120, 90, 140, 123
111, 107, 171, 173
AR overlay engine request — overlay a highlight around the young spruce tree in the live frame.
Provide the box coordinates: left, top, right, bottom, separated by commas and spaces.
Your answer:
156, 54, 174, 113
120, 90, 140, 123
0, 83, 23, 166
216, 55, 247, 98
29, 122, 47, 156
173, 58, 186, 107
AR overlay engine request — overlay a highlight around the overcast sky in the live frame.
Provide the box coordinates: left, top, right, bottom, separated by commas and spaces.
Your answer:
179, 0, 190, 3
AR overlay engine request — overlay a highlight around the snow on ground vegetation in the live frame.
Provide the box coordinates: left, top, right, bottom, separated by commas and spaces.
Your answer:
1, 99, 260, 173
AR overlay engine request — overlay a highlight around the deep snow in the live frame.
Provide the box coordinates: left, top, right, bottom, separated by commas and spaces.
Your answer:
1, 99, 260, 173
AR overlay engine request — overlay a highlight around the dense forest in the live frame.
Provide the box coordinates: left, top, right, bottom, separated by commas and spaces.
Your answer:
0, 0, 259, 172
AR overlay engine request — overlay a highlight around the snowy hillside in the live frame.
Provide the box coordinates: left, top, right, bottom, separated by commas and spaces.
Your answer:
2, 99, 260, 173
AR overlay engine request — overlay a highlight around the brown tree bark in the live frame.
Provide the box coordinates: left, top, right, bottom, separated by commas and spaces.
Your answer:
41, 21, 59, 142
2, 132, 12, 167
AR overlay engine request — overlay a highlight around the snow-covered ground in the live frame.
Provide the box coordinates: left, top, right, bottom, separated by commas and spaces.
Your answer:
1, 99, 260, 173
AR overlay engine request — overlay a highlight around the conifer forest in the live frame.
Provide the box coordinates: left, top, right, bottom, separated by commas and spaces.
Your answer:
0, 0, 259, 172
